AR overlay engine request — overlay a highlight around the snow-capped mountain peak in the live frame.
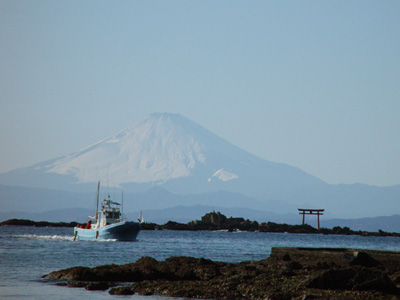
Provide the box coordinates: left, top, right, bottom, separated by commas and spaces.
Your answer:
45, 113, 209, 185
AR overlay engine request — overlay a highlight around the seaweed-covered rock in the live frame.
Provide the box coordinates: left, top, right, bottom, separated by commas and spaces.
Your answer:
108, 286, 135, 295
44, 266, 96, 281
43, 256, 226, 282
307, 266, 398, 294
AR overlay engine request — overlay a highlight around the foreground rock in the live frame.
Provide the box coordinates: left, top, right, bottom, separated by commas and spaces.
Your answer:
43, 247, 400, 299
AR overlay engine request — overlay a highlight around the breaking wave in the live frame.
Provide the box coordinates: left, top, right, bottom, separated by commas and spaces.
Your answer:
12, 234, 74, 241
11, 234, 119, 242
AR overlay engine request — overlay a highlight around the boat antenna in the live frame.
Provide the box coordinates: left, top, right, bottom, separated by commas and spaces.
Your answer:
107, 173, 109, 199
96, 181, 100, 222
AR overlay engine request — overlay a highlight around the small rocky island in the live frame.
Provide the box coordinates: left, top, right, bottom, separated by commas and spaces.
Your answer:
43, 247, 400, 299
147, 211, 399, 237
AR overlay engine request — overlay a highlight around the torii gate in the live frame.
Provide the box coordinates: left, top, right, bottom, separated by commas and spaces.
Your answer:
298, 208, 324, 229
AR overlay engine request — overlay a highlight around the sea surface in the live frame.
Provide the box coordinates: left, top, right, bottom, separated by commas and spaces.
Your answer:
2, 226, 400, 300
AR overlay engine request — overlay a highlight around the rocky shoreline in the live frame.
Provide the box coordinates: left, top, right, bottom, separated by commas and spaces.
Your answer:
0, 218, 78, 228
2, 211, 400, 237
43, 247, 400, 299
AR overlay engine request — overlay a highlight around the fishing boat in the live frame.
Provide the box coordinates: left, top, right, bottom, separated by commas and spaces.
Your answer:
74, 182, 141, 241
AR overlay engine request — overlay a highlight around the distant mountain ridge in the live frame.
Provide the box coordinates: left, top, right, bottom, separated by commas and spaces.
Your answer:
0, 113, 399, 220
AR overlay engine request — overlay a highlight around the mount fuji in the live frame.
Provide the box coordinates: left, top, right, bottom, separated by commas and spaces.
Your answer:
0, 113, 325, 195
1, 113, 399, 220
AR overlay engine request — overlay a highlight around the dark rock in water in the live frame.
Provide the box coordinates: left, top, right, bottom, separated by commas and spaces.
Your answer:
44, 266, 96, 281
108, 286, 135, 295
44, 247, 400, 299
84, 281, 110, 291
66, 281, 87, 288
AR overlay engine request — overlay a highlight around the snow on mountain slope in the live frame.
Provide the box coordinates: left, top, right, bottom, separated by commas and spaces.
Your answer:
208, 168, 239, 182
46, 113, 207, 185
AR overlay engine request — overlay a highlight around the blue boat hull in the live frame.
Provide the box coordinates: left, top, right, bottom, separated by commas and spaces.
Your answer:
74, 221, 140, 241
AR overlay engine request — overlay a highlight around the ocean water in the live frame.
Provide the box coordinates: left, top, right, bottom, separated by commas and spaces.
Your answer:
2, 226, 400, 300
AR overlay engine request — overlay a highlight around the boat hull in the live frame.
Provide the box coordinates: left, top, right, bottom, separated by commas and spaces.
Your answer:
74, 221, 141, 241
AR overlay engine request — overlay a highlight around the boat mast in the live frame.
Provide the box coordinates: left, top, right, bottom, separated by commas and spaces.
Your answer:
121, 190, 124, 219
96, 181, 100, 222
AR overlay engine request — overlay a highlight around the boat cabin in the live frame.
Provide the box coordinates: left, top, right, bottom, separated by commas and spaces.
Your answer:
101, 199, 122, 223
89, 197, 123, 229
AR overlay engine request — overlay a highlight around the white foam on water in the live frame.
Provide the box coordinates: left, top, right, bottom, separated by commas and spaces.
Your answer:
13, 234, 120, 242
13, 234, 74, 241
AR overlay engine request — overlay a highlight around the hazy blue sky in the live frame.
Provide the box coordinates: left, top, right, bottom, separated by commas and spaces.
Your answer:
1, 1, 399, 186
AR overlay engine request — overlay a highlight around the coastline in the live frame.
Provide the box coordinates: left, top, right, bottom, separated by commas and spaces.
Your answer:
2, 210, 400, 237
0, 219, 78, 228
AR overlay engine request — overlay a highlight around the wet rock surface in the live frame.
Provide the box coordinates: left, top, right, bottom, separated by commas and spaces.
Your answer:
43, 247, 400, 299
